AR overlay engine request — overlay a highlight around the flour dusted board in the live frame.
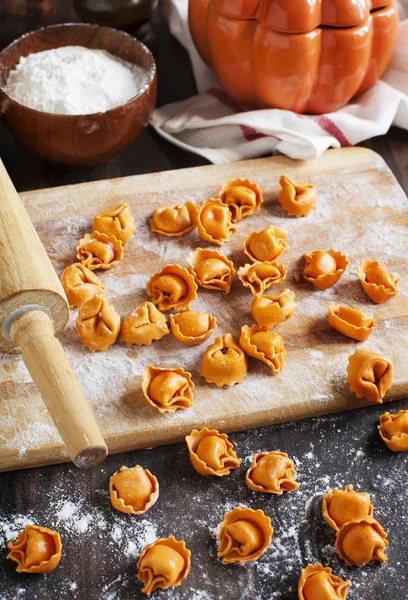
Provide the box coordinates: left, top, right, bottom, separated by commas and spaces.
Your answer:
1, 148, 408, 471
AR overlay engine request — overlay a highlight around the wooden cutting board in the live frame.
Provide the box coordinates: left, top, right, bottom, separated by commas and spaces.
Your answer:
1, 147, 408, 472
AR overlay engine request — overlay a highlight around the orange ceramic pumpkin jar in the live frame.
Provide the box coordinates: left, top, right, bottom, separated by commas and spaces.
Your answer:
188, 0, 398, 114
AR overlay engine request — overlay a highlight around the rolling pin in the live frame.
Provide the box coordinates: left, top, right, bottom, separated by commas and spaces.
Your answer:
0, 159, 108, 468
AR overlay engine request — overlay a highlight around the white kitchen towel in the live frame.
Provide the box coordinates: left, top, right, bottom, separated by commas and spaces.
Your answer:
151, 1, 408, 162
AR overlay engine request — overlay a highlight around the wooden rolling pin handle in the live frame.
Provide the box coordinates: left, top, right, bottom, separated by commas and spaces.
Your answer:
10, 310, 108, 468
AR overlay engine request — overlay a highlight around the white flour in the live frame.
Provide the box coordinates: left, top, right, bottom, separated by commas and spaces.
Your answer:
3, 46, 150, 115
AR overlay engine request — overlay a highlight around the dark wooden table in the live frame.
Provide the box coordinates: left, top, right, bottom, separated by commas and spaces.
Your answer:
1, 2, 408, 600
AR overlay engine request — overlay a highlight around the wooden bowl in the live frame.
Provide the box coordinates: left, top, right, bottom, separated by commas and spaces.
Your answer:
0, 24, 157, 168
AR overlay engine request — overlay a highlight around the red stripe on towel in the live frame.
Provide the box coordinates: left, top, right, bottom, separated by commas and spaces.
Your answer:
311, 115, 352, 147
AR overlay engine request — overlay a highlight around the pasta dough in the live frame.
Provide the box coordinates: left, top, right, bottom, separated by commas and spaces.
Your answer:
303, 249, 349, 289
150, 202, 198, 237
217, 507, 273, 564
298, 564, 351, 600
137, 536, 191, 595
238, 261, 287, 297
219, 178, 263, 222
93, 203, 135, 244
335, 517, 388, 567
240, 325, 285, 374
200, 333, 248, 387
322, 485, 373, 531
328, 305, 376, 341
357, 259, 400, 303
7, 525, 62, 574
147, 264, 197, 312
251, 289, 296, 328
170, 310, 216, 345
185, 427, 241, 476
187, 248, 235, 293
142, 365, 194, 413
278, 175, 317, 218
119, 302, 169, 346
243, 225, 288, 263
347, 348, 393, 404
246, 451, 299, 494
76, 295, 121, 352
76, 230, 123, 270
110, 465, 159, 514
60, 262, 105, 308
197, 198, 237, 245
378, 410, 408, 452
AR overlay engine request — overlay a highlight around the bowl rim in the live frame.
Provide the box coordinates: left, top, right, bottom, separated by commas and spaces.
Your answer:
0, 22, 157, 119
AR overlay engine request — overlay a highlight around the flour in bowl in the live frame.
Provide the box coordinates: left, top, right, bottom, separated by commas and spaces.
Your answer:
3, 45, 150, 115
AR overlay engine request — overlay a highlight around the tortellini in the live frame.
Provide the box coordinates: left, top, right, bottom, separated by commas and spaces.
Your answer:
378, 410, 408, 452
137, 536, 191, 595
357, 259, 400, 303
278, 175, 317, 218
7, 525, 62, 574
170, 310, 216, 345
110, 465, 159, 515
238, 261, 287, 296
197, 198, 237, 245
240, 325, 285, 374
200, 333, 248, 387
217, 507, 273, 564
147, 264, 197, 312
219, 178, 263, 222
322, 485, 373, 531
243, 225, 288, 263
328, 305, 376, 342
93, 202, 135, 245
119, 302, 169, 346
76, 230, 123, 270
298, 564, 351, 600
335, 516, 388, 567
246, 451, 299, 494
142, 366, 194, 413
187, 248, 235, 293
185, 427, 241, 476
347, 348, 393, 404
150, 201, 198, 237
251, 289, 296, 328
60, 262, 105, 308
303, 249, 349, 289
76, 295, 121, 352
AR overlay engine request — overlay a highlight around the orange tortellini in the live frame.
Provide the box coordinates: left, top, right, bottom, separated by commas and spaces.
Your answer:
378, 410, 408, 452
347, 348, 393, 404
357, 259, 400, 303
335, 516, 388, 567
200, 333, 248, 387
240, 325, 285, 374
243, 225, 288, 262
60, 262, 105, 308
238, 261, 287, 296
147, 264, 197, 312
246, 451, 299, 494
251, 289, 296, 328
93, 203, 135, 245
298, 564, 351, 600
219, 178, 263, 222
150, 201, 198, 237
187, 248, 235, 293
303, 249, 349, 289
7, 525, 62, 574
328, 305, 376, 342
197, 198, 237, 245
217, 507, 273, 564
185, 427, 241, 476
137, 536, 191, 595
119, 302, 169, 346
170, 310, 216, 345
76, 230, 123, 271
110, 465, 159, 515
322, 485, 373, 531
279, 175, 317, 218
142, 366, 194, 413
76, 295, 121, 352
